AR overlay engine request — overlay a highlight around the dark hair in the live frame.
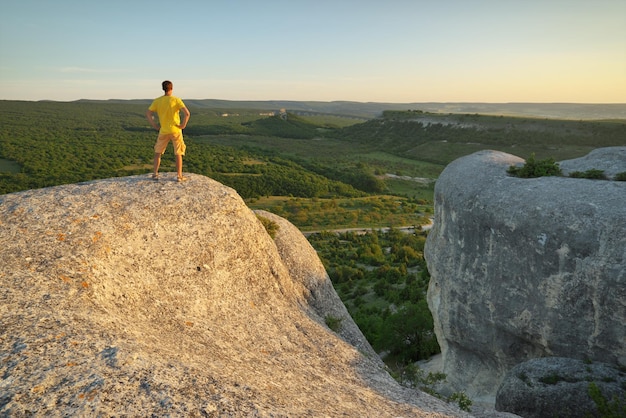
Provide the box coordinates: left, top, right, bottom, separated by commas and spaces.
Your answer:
162, 80, 173, 92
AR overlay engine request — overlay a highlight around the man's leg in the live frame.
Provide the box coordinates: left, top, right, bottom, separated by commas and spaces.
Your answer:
173, 134, 187, 181
175, 154, 183, 178
153, 152, 162, 177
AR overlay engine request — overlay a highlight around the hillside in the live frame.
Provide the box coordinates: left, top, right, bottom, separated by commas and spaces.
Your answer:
85, 99, 626, 120
0, 173, 475, 417
332, 111, 626, 165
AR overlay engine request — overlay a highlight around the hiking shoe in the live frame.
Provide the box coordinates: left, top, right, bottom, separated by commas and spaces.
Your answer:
151, 173, 159, 181
177, 175, 188, 183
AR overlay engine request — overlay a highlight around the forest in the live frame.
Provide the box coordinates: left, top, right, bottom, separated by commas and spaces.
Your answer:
308, 228, 439, 364
1, 99, 624, 380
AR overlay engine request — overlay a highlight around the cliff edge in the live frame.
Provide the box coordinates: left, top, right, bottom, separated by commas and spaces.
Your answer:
0, 173, 468, 417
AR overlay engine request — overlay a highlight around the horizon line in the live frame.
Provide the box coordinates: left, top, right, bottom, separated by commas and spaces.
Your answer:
3, 98, 626, 105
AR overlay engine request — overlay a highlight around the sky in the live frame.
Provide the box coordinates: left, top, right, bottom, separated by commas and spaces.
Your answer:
1, 0, 624, 103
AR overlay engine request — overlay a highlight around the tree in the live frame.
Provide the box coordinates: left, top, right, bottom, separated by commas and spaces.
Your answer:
378, 300, 440, 362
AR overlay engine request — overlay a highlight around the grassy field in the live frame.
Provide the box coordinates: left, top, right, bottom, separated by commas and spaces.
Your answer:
248, 195, 432, 231
383, 177, 435, 201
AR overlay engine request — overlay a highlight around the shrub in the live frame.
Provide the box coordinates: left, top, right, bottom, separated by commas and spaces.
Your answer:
256, 215, 279, 239
324, 315, 342, 332
399, 365, 472, 412
507, 153, 562, 178
614, 172, 626, 181
448, 392, 473, 412
569, 169, 608, 180
588, 382, 626, 417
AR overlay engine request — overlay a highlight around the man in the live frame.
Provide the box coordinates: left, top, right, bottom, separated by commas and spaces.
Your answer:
145, 80, 190, 182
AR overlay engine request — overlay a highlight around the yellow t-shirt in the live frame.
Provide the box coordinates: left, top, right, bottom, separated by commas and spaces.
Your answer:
148, 95, 186, 134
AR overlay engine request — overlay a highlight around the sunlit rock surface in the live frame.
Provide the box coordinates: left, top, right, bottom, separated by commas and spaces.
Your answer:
1, 173, 473, 417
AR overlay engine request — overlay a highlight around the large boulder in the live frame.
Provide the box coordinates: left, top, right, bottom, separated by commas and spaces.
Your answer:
496, 357, 626, 417
424, 148, 626, 406
0, 173, 469, 417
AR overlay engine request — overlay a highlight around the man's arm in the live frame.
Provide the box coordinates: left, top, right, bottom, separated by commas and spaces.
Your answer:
145, 109, 159, 130
178, 107, 190, 130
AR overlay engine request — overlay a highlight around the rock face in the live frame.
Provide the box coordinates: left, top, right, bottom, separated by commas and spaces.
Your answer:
424, 148, 626, 405
0, 173, 468, 417
496, 357, 626, 418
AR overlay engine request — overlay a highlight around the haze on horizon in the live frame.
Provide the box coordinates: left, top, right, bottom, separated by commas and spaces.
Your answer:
1, 0, 624, 104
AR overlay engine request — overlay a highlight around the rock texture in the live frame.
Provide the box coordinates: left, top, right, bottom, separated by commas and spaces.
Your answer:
0, 173, 470, 417
559, 146, 626, 179
253, 210, 377, 357
495, 357, 626, 417
424, 148, 626, 406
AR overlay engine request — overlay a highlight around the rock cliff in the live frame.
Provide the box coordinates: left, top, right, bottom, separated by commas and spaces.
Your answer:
424, 148, 626, 406
0, 173, 468, 417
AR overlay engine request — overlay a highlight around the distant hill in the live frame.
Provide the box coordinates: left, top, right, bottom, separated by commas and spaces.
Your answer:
77, 99, 626, 120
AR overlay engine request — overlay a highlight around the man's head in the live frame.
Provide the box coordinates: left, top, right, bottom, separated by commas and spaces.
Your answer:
162, 80, 173, 93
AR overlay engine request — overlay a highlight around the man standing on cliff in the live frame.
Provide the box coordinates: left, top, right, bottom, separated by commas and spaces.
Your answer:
145, 80, 190, 182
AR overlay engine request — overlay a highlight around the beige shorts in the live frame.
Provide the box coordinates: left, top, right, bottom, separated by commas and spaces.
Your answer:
154, 132, 186, 156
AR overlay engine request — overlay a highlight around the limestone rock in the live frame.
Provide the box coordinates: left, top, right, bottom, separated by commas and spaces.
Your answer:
253, 210, 379, 359
559, 146, 626, 179
495, 357, 626, 417
424, 149, 626, 406
0, 173, 468, 417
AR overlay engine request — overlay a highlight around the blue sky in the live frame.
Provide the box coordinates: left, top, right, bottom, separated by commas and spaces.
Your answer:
1, 0, 624, 102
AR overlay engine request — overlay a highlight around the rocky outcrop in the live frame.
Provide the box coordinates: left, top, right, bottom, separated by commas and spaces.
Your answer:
496, 357, 626, 417
0, 173, 469, 417
424, 148, 626, 406
559, 146, 626, 179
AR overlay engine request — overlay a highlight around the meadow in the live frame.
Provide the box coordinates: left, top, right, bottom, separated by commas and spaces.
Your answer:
2, 99, 624, 382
